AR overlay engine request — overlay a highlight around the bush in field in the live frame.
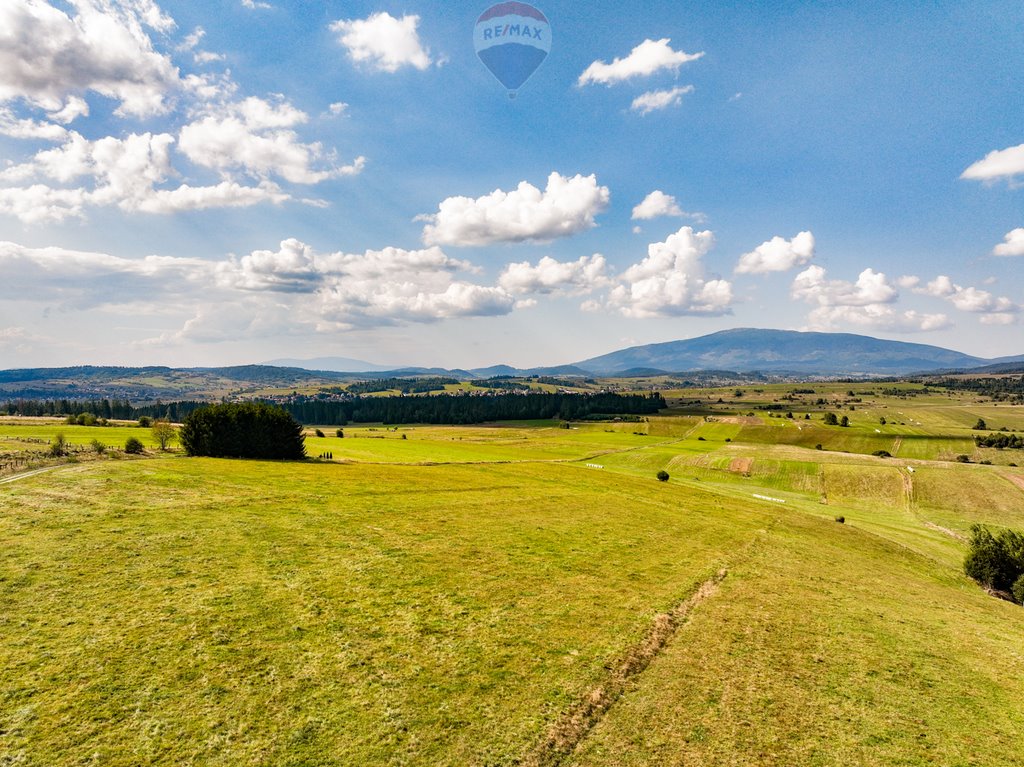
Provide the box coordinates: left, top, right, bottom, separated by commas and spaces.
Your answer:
973, 418, 987, 430
90, 439, 106, 454
315, 429, 325, 438
964, 525, 1024, 599
840, 415, 850, 427
124, 437, 145, 454
823, 412, 838, 426
656, 470, 670, 482
336, 428, 344, 438
1013, 575, 1024, 606
49, 433, 68, 457
180, 403, 306, 460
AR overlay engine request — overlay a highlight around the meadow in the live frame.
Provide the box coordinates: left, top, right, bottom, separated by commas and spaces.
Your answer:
2, 382, 1023, 765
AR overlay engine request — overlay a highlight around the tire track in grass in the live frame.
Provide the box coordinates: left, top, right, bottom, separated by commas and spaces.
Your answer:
0, 466, 61, 485
524, 568, 730, 767
524, 522, 778, 767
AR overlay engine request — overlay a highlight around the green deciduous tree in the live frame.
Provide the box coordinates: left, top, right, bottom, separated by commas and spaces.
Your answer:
151, 420, 176, 451
964, 525, 1024, 598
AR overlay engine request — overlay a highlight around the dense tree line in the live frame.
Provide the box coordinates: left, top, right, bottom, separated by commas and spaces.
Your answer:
180, 403, 306, 459
2, 391, 665, 426
974, 433, 1024, 449
280, 391, 666, 425
928, 376, 1024, 402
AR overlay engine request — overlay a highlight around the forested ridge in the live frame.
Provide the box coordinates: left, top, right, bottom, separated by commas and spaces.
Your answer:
2, 391, 665, 425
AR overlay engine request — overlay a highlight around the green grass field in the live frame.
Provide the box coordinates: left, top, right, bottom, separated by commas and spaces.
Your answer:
2, 385, 1024, 766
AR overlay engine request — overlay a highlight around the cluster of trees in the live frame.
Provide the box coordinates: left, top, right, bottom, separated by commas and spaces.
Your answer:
180, 403, 306, 459
974, 433, 1024, 449
822, 412, 850, 427
344, 377, 459, 395
473, 378, 532, 391
932, 375, 1024, 402
964, 525, 1024, 604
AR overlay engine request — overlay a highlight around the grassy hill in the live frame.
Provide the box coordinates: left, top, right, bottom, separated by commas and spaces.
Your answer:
2, 385, 1023, 765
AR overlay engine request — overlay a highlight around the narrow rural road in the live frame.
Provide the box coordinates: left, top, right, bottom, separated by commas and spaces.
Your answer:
0, 466, 61, 486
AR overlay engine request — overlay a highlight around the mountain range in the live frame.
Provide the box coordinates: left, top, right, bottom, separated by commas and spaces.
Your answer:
269, 329, 1024, 378
2, 330, 1022, 402
571, 328, 1024, 375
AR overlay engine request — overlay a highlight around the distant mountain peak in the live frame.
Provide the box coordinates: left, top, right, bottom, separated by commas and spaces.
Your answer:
572, 328, 990, 376
263, 356, 392, 373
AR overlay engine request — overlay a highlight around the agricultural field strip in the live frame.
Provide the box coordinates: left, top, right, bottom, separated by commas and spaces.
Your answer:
582, 441, 991, 575
326, 436, 692, 467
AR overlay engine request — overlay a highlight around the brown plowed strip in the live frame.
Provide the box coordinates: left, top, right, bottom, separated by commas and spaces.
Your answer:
525, 569, 728, 767
729, 457, 753, 474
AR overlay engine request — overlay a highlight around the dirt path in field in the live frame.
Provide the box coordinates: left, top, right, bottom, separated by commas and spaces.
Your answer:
891, 436, 903, 455
0, 466, 60, 485
923, 522, 967, 542
900, 469, 913, 509
899, 469, 968, 543
525, 569, 729, 767
1004, 474, 1024, 493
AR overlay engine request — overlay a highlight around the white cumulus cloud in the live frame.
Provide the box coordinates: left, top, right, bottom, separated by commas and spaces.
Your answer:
630, 85, 694, 115
499, 254, 610, 295
0, 0, 180, 117
961, 144, 1024, 184
331, 12, 433, 73
792, 265, 897, 307
736, 231, 815, 274
578, 39, 703, 86
632, 191, 683, 220
791, 265, 944, 332
605, 226, 732, 317
805, 305, 951, 333
179, 97, 365, 184
421, 172, 610, 246
0, 238, 518, 334
917, 275, 1020, 319
0, 107, 68, 140
0, 129, 290, 222
993, 228, 1024, 257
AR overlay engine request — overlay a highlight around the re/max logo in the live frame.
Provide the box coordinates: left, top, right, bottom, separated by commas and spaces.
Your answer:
482, 24, 544, 41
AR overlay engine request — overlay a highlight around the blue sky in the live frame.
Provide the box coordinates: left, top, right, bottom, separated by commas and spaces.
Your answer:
0, 0, 1021, 369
